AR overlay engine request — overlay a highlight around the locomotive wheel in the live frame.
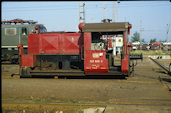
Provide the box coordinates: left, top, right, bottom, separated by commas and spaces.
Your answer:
9, 55, 19, 64
11, 58, 19, 64
20, 67, 32, 78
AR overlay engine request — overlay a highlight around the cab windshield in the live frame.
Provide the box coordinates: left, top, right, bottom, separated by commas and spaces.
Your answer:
39, 26, 47, 33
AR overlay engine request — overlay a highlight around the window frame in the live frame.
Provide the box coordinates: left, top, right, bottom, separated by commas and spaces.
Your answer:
5, 28, 17, 36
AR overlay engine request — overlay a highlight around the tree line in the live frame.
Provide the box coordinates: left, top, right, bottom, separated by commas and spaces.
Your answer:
131, 31, 166, 43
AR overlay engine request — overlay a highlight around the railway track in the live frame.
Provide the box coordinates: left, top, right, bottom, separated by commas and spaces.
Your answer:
2, 100, 171, 106
2, 101, 171, 113
1, 61, 19, 65
150, 57, 171, 76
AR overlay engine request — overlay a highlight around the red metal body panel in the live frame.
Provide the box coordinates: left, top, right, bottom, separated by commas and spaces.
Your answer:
28, 34, 39, 54
62, 33, 81, 55
121, 55, 129, 73
83, 33, 108, 73
40, 33, 61, 54
21, 55, 36, 67
84, 50, 108, 73
121, 31, 129, 73
28, 33, 81, 55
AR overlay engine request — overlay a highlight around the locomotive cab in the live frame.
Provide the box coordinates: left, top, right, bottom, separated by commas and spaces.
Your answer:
81, 22, 132, 75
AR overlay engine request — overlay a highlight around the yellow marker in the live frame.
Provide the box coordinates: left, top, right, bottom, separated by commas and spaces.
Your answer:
72, 37, 74, 42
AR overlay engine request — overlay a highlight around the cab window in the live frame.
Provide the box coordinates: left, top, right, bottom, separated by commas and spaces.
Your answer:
39, 26, 47, 33
5, 28, 16, 36
22, 27, 27, 35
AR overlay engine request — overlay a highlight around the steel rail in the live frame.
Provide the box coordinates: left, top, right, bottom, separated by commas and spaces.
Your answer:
150, 57, 171, 76
2, 100, 171, 107
1, 63, 19, 65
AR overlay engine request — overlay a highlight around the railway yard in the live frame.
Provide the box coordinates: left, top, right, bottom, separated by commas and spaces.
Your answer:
2, 1, 171, 113
2, 55, 171, 113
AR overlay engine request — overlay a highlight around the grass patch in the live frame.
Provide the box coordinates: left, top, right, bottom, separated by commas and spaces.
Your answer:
71, 99, 80, 103
131, 50, 171, 55
2, 97, 17, 101
28, 96, 41, 102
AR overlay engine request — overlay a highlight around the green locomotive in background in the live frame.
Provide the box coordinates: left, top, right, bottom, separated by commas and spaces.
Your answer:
1, 19, 47, 63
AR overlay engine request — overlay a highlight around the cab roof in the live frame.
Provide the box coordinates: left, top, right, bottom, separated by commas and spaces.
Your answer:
82, 22, 131, 32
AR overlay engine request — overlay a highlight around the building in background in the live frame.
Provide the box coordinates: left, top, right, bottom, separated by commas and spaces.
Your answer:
113, 35, 123, 55
162, 42, 171, 51
132, 41, 140, 50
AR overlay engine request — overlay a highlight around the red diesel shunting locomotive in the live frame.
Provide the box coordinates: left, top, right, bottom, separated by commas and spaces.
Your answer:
17, 22, 135, 77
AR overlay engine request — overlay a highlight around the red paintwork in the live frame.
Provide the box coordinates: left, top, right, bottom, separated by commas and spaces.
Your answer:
121, 55, 129, 73
151, 42, 160, 45
35, 26, 40, 33
21, 55, 36, 67
78, 23, 85, 31
2, 19, 37, 24
35, 26, 39, 30
18, 44, 24, 55
28, 34, 39, 54
121, 31, 129, 73
83, 33, 108, 73
128, 24, 132, 35
18, 44, 37, 68
84, 50, 108, 73
28, 33, 81, 55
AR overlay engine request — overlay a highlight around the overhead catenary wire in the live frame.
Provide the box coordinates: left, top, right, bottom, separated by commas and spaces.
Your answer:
3, 3, 171, 12
3, 2, 170, 9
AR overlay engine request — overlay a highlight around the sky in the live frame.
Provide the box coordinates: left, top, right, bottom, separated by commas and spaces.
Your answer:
1, 1, 171, 43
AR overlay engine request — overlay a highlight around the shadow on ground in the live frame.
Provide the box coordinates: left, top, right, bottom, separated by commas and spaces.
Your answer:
160, 78, 171, 83
21, 75, 126, 79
